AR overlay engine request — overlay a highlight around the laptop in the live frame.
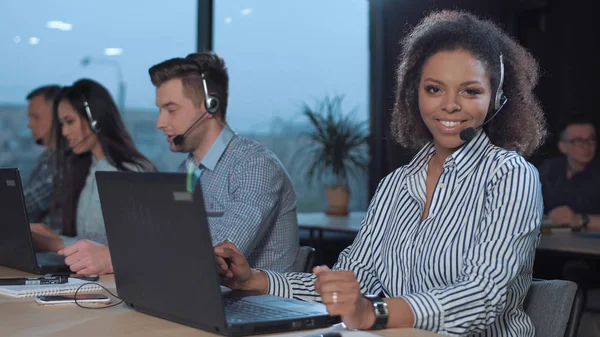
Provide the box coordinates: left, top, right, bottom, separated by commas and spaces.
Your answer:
96, 171, 338, 336
0, 168, 70, 274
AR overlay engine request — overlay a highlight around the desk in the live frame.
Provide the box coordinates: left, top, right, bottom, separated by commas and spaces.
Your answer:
297, 213, 364, 263
0, 266, 440, 337
297, 212, 365, 241
298, 213, 600, 256
538, 232, 600, 257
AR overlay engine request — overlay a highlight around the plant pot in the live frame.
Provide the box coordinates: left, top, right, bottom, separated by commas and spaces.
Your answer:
325, 183, 350, 216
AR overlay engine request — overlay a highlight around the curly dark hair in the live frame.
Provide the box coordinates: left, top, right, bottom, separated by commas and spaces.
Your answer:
391, 10, 546, 156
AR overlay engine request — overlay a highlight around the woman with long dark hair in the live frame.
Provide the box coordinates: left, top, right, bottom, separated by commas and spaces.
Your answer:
31, 79, 155, 263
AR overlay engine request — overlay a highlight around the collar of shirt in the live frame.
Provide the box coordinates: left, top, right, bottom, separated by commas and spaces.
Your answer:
405, 129, 491, 182
182, 124, 236, 173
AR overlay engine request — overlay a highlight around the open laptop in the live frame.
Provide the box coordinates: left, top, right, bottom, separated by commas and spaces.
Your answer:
0, 168, 70, 274
96, 171, 338, 336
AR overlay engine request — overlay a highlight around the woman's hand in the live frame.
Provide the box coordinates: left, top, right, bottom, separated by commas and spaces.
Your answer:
214, 240, 268, 293
314, 265, 376, 330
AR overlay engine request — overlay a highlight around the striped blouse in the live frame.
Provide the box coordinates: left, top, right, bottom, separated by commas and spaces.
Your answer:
264, 131, 543, 336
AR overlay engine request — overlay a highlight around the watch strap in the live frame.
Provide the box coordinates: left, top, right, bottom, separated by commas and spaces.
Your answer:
364, 295, 388, 330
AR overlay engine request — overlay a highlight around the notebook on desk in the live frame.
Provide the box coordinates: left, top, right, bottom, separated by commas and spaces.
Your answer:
96, 171, 338, 337
0, 277, 102, 298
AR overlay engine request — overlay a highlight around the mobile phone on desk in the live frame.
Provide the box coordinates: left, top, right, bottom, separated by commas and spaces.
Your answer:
35, 294, 110, 306
69, 274, 100, 282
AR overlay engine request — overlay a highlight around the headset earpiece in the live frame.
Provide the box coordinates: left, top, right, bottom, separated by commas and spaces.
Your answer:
493, 54, 508, 112
461, 54, 509, 142
195, 61, 220, 115
82, 99, 99, 133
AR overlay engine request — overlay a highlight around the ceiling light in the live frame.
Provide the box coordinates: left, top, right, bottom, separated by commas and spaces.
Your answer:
46, 21, 72, 31
13, 36, 21, 43
241, 8, 254, 16
224, 17, 232, 24
28, 37, 40, 45
104, 48, 123, 56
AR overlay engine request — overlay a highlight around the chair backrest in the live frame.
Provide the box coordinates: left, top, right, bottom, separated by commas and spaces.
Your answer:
292, 246, 315, 273
524, 279, 584, 337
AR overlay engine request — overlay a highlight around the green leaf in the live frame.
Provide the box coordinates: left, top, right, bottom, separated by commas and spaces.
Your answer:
292, 94, 370, 187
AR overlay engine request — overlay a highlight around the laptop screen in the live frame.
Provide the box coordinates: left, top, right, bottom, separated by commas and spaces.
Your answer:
97, 171, 229, 332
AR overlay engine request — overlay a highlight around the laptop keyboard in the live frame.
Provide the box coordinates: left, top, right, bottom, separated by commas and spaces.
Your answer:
224, 297, 305, 322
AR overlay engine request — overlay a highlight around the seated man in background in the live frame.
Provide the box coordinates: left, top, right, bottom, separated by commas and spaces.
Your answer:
538, 113, 600, 300
539, 114, 600, 231
23, 85, 61, 229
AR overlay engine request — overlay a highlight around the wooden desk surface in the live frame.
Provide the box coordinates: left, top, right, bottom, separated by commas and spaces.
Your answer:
0, 266, 440, 337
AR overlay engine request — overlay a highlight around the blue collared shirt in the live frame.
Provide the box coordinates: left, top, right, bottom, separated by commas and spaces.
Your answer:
265, 131, 543, 336
180, 125, 299, 272
184, 124, 236, 182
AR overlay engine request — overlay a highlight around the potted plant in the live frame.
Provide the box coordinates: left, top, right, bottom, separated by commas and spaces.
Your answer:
297, 95, 369, 216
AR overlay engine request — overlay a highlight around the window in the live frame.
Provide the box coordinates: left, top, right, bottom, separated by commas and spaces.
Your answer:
213, 0, 369, 212
0, 0, 197, 179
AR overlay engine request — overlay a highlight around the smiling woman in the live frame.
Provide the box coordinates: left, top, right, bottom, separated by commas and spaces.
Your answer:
418, 49, 492, 157
391, 11, 546, 157
214, 10, 548, 336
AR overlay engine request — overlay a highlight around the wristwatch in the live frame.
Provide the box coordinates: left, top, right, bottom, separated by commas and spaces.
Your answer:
364, 294, 388, 330
580, 213, 590, 229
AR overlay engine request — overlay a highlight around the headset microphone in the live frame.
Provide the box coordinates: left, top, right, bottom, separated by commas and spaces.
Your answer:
63, 132, 95, 156
172, 111, 209, 146
459, 54, 508, 142
35, 123, 55, 146
459, 98, 506, 141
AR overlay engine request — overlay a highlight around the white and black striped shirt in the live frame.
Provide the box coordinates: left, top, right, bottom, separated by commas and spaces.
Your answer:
264, 131, 543, 336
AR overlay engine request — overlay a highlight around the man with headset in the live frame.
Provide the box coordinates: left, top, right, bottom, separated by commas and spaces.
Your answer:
59, 52, 299, 274
151, 52, 298, 272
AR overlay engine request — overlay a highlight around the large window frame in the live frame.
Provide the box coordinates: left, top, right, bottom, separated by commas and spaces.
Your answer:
197, 0, 213, 51
202, 0, 374, 202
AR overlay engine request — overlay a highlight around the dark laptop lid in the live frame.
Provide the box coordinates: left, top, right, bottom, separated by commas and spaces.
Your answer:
96, 171, 229, 334
0, 168, 40, 273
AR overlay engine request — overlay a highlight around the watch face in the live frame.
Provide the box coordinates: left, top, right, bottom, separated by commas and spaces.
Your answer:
375, 304, 387, 315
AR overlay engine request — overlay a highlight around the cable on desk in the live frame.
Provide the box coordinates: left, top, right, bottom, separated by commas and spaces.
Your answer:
74, 282, 124, 309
